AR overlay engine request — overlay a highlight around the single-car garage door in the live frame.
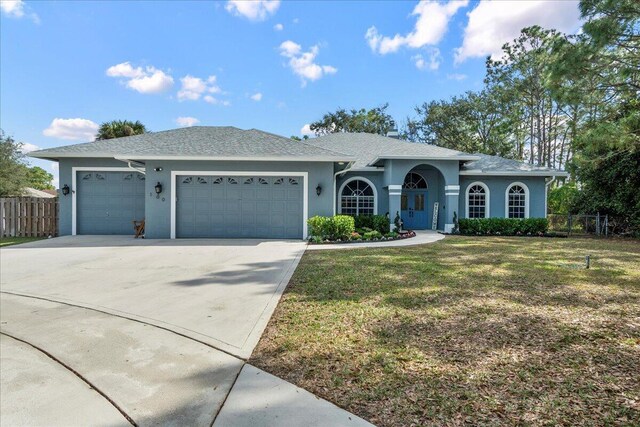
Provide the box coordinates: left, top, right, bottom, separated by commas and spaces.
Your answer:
76, 171, 145, 235
176, 174, 303, 239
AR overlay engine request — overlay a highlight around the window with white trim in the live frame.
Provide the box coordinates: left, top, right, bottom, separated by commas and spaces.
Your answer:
507, 185, 527, 218
468, 185, 487, 218
340, 179, 375, 216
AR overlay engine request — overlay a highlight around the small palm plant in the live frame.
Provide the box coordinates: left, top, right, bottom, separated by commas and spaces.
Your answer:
95, 120, 147, 140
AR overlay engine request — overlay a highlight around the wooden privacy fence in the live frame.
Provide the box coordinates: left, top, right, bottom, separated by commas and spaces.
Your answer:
0, 197, 59, 238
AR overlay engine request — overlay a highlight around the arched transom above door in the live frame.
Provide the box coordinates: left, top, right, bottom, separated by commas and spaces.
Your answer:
402, 172, 428, 189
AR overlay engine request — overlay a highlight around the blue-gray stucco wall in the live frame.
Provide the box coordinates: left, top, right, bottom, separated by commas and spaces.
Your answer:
58, 158, 335, 238
458, 176, 547, 219
57, 157, 549, 238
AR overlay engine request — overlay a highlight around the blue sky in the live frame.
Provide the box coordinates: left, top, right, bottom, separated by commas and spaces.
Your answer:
1, 0, 581, 185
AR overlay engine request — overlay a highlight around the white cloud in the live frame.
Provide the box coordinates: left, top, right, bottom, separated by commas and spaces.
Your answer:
455, 0, 581, 64
203, 95, 231, 106
250, 92, 263, 101
106, 62, 174, 94
42, 118, 99, 141
279, 40, 337, 86
20, 142, 40, 153
274, 23, 283, 31
176, 116, 200, 127
366, 0, 468, 55
225, 0, 280, 21
177, 75, 220, 101
300, 124, 313, 136
412, 47, 441, 71
1, 0, 39, 23
447, 73, 467, 81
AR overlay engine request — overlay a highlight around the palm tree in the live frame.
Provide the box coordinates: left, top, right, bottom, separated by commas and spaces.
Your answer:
95, 120, 147, 140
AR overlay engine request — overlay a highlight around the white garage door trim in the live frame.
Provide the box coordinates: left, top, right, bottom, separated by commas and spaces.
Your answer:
170, 171, 309, 239
71, 167, 145, 236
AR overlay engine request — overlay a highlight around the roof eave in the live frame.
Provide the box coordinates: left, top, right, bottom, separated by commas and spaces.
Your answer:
29, 152, 355, 163
119, 155, 355, 162
368, 154, 481, 166
460, 170, 569, 177
28, 152, 117, 161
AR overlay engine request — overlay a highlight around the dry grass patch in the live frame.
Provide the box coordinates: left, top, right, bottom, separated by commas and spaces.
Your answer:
251, 236, 640, 426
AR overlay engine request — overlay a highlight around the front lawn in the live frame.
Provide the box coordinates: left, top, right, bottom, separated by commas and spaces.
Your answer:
251, 236, 640, 426
0, 236, 46, 247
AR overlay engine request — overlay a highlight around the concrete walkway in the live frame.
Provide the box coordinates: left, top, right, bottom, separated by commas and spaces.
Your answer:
214, 365, 373, 427
306, 230, 445, 250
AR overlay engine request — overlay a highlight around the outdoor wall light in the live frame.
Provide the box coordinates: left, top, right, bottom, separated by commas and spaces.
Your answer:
61, 184, 70, 196
154, 167, 163, 172
316, 184, 322, 196
154, 182, 163, 198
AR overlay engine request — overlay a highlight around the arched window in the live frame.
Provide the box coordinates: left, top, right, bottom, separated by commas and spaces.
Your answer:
339, 178, 377, 216
506, 183, 529, 218
403, 172, 428, 189
466, 182, 489, 218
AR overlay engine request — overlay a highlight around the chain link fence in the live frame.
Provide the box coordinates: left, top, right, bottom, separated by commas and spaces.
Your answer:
548, 214, 609, 236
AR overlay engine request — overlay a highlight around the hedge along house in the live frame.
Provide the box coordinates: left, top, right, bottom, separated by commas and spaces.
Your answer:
29, 126, 568, 239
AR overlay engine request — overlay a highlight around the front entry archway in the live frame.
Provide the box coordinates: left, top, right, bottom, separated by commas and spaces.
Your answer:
401, 172, 428, 229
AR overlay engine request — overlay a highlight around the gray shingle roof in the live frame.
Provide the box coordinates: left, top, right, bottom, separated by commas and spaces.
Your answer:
29, 126, 354, 162
304, 132, 479, 168
461, 154, 568, 176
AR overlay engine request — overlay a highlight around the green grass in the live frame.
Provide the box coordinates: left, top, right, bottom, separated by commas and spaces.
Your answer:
251, 236, 640, 426
0, 236, 46, 247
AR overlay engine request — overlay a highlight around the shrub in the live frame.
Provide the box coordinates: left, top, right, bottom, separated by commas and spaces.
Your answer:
352, 215, 390, 234
385, 231, 399, 239
334, 215, 355, 239
353, 215, 374, 230
458, 218, 549, 235
308, 216, 334, 238
372, 215, 390, 234
363, 230, 383, 240
307, 215, 355, 240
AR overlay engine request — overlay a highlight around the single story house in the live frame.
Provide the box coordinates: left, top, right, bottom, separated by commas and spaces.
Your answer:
30, 126, 568, 239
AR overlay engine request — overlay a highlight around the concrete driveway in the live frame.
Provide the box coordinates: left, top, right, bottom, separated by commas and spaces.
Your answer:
1, 236, 373, 427
1, 236, 306, 358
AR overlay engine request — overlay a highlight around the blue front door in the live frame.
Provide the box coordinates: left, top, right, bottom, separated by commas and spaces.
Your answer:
401, 191, 428, 229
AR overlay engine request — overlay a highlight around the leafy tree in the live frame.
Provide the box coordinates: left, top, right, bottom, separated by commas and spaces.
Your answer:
403, 90, 513, 157
95, 120, 147, 140
26, 166, 55, 190
290, 135, 309, 141
547, 182, 579, 214
309, 104, 396, 136
0, 130, 29, 196
485, 26, 571, 167
557, 0, 640, 234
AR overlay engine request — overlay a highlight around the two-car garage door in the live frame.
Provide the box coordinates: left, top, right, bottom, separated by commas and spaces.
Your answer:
176, 174, 303, 239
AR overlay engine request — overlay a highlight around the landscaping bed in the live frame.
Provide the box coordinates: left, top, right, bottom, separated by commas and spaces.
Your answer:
252, 236, 640, 426
307, 214, 420, 245
309, 230, 416, 245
